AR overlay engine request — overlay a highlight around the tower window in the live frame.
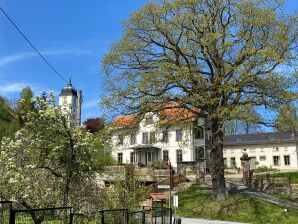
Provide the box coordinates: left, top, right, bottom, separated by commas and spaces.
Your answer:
63, 97, 67, 105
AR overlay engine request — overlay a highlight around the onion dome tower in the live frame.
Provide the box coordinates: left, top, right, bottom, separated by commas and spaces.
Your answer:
58, 79, 83, 127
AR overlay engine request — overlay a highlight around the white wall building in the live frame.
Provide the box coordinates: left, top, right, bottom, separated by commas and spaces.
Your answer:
58, 80, 83, 127
110, 104, 206, 169
223, 132, 297, 170
110, 104, 298, 170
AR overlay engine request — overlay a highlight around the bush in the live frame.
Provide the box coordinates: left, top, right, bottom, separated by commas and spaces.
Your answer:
148, 160, 168, 169
254, 166, 276, 173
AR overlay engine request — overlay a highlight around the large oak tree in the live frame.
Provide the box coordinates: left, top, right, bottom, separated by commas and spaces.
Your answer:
101, 0, 298, 200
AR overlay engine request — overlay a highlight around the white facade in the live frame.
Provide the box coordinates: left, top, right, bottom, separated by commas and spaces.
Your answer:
110, 113, 206, 168
224, 143, 297, 170
223, 133, 297, 170
58, 81, 83, 127
111, 113, 298, 171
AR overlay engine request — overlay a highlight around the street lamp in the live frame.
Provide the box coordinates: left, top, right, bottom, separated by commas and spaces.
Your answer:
167, 158, 172, 208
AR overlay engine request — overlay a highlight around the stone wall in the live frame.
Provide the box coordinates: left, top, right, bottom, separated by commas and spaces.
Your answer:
177, 160, 204, 180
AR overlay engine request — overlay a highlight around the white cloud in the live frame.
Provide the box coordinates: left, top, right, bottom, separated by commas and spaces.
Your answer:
0, 49, 94, 68
0, 82, 29, 95
0, 81, 58, 98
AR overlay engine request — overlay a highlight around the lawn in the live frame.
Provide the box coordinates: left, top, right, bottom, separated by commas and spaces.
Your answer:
176, 183, 298, 224
271, 172, 298, 184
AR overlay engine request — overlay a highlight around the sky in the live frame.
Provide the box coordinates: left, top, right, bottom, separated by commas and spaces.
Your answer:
0, 0, 297, 123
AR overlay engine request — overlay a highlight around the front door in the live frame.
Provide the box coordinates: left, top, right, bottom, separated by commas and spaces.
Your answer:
146, 151, 152, 165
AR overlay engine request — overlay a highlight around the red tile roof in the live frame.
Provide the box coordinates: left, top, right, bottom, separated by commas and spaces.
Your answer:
112, 102, 199, 128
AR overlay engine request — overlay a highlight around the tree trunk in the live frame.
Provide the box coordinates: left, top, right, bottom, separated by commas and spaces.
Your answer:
210, 118, 227, 200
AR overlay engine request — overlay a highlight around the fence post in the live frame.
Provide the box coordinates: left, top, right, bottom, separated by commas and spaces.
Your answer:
142, 209, 145, 224
69, 212, 73, 224
126, 209, 129, 224
9, 209, 15, 224
100, 211, 104, 224
169, 208, 173, 224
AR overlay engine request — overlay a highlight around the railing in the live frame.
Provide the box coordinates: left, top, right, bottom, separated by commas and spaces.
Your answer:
128, 207, 172, 224
104, 166, 126, 173
145, 172, 186, 194
9, 206, 72, 224
0, 201, 12, 224
251, 175, 291, 194
2, 202, 172, 224
99, 209, 128, 224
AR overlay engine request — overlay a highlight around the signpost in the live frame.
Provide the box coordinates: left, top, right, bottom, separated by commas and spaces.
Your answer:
157, 185, 171, 189
173, 194, 178, 223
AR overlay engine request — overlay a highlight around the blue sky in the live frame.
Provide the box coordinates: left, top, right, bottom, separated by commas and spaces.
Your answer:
0, 0, 297, 123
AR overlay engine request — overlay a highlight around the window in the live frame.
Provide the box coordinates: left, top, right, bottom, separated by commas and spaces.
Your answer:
146, 116, 154, 124
176, 150, 183, 162
273, 156, 280, 166
195, 127, 204, 139
142, 132, 148, 144
176, 129, 182, 142
130, 133, 136, 145
163, 150, 169, 161
118, 135, 124, 145
195, 147, 204, 161
117, 153, 123, 164
162, 131, 168, 143
130, 152, 137, 163
63, 97, 67, 105
259, 156, 266, 161
149, 132, 156, 144
284, 155, 290, 166
230, 157, 236, 168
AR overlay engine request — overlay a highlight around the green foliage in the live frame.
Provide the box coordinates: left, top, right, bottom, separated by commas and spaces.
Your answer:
148, 160, 168, 169
17, 87, 36, 126
177, 183, 298, 224
101, 164, 147, 211
254, 166, 277, 173
271, 172, 298, 184
0, 93, 112, 211
275, 105, 298, 133
0, 96, 19, 141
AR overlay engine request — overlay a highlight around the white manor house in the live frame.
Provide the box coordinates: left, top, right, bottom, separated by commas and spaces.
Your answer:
110, 103, 297, 171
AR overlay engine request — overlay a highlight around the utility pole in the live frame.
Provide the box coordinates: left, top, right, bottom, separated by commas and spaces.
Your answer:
293, 107, 298, 165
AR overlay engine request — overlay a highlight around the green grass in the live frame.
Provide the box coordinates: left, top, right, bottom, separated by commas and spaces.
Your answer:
271, 172, 298, 183
176, 183, 298, 224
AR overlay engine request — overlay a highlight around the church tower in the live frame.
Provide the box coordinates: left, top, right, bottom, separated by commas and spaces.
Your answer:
58, 79, 83, 127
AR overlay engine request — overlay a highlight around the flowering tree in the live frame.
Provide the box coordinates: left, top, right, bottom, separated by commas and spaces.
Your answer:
0, 94, 112, 217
